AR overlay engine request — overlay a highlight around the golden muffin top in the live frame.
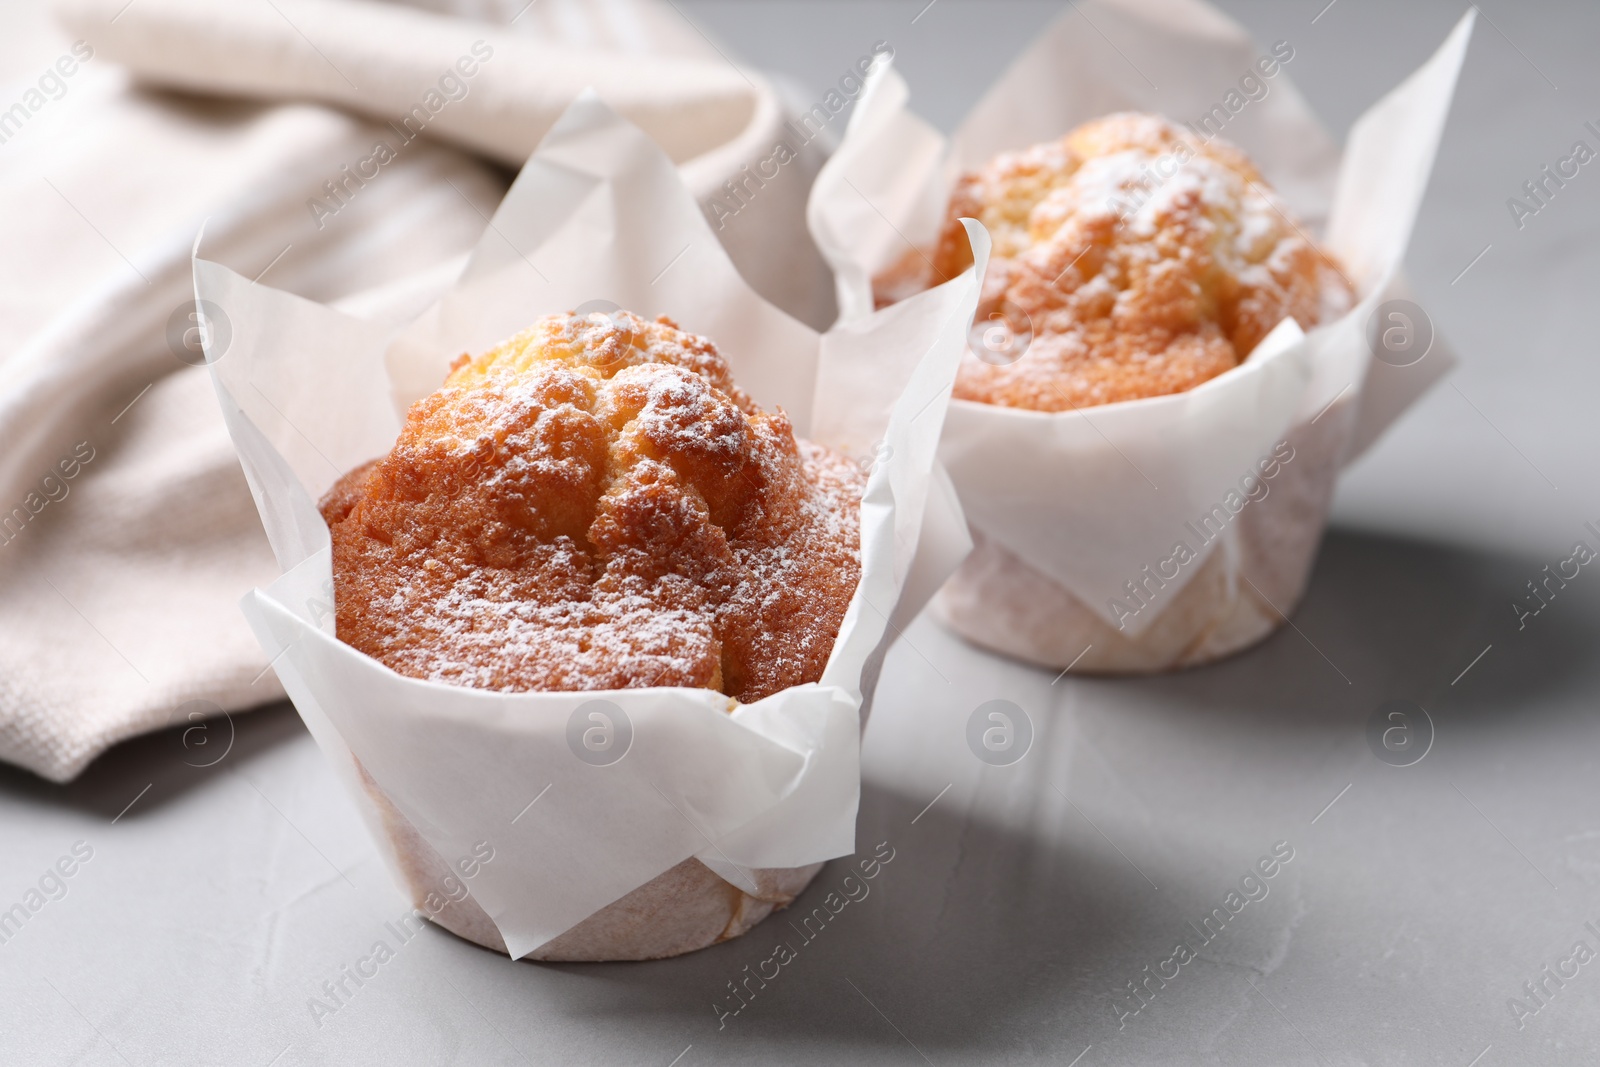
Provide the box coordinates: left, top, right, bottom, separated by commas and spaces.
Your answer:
321, 310, 864, 702
898, 112, 1351, 411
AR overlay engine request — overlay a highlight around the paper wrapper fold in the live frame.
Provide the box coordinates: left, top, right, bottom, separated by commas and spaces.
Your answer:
203, 93, 985, 960
809, 0, 1472, 671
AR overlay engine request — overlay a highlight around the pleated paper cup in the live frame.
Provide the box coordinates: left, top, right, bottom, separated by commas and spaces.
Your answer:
808, 0, 1472, 671
203, 94, 985, 959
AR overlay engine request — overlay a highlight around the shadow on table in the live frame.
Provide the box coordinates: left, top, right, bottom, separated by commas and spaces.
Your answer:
506, 778, 1155, 1058
0, 700, 306, 821
1125, 525, 1600, 734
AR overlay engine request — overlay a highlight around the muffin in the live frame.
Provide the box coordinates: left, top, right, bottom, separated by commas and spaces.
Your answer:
873, 113, 1358, 672
883, 112, 1352, 410
319, 309, 866, 959
321, 309, 865, 702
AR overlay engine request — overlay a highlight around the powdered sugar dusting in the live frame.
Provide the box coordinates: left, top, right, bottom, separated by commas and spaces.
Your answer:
321, 311, 865, 703
907, 112, 1353, 411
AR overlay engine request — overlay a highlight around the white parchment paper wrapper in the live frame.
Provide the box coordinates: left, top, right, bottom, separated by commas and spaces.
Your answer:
201, 93, 986, 959
808, 0, 1472, 666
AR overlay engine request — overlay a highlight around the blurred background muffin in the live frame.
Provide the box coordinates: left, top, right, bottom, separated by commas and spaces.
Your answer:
882, 112, 1352, 411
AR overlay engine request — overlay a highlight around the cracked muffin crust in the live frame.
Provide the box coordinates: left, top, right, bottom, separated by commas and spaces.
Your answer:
320, 310, 865, 703
884, 112, 1352, 411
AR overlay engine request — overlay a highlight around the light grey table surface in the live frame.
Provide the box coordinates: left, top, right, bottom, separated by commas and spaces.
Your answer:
4, 1, 1600, 1064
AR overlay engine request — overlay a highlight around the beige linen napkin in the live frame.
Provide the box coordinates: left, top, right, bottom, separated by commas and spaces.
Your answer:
0, 0, 831, 782
55, 0, 756, 168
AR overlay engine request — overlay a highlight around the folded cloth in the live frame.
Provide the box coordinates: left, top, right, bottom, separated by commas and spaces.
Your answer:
55, 0, 756, 167
53, 0, 834, 324
0, 0, 832, 782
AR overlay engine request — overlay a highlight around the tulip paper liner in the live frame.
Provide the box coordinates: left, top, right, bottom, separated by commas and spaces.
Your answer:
201, 93, 986, 959
808, 0, 1472, 661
